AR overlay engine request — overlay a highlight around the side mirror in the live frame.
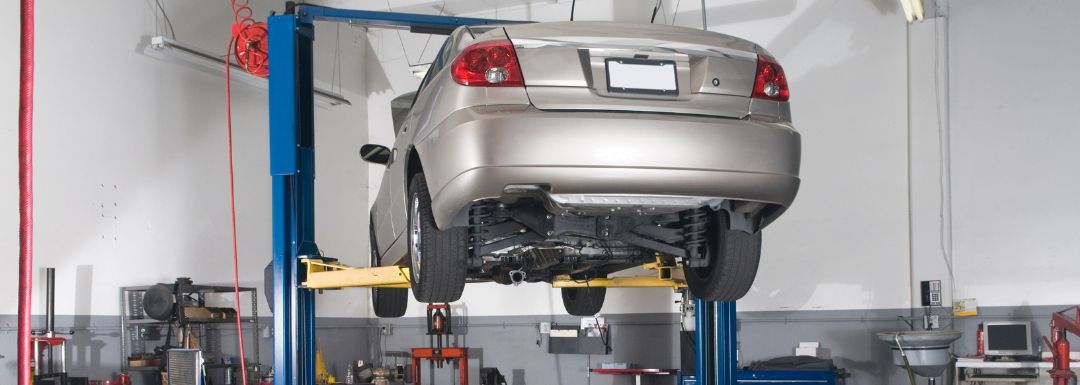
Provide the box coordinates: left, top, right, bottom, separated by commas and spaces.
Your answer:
359, 144, 392, 165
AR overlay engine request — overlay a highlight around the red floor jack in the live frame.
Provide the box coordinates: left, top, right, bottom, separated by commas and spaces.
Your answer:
411, 304, 467, 385
1045, 306, 1080, 385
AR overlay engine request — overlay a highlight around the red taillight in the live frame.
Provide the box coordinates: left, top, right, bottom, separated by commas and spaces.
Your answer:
752, 54, 789, 102
451, 39, 524, 87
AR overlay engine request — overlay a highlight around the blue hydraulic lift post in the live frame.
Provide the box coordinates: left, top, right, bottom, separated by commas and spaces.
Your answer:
694, 299, 737, 385
266, 5, 522, 385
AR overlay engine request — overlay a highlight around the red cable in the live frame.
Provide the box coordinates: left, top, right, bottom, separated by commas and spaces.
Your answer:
17, 0, 35, 382
225, 37, 249, 385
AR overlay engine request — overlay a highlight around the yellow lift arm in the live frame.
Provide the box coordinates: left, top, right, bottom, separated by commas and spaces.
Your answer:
299, 257, 686, 290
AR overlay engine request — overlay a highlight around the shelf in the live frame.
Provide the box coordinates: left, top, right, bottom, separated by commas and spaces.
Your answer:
127, 366, 161, 371
120, 283, 260, 372
124, 317, 259, 325
121, 285, 257, 294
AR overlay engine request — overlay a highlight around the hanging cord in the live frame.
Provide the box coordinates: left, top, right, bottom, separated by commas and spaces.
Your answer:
17, 0, 35, 382
155, 0, 177, 39
222, 1, 262, 381
570, 0, 576, 21
225, 36, 250, 385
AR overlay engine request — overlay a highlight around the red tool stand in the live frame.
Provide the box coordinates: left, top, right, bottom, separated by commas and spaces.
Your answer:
411, 304, 468, 385
411, 347, 468, 385
1046, 306, 1080, 385
32, 336, 67, 379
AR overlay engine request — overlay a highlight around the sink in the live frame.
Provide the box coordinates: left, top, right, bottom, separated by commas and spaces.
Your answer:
877, 330, 962, 377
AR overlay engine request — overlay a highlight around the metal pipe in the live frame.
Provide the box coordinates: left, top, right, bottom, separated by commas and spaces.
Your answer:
17, 0, 36, 381
700, 0, 707, 30
45, 268, 55, 336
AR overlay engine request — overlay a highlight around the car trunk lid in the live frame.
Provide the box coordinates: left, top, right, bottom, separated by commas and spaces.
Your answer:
503, 21, 760, 119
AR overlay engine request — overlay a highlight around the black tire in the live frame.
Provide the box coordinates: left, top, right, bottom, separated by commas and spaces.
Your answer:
561, 287, 606, 316
407, 173, 468, 303
372, 285, 408, 318
370, 217, 407, 318
684, 210, 762, 302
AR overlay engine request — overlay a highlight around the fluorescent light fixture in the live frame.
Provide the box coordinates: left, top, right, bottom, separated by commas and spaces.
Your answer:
899, 0, 925, 23
142, 36, 351, 107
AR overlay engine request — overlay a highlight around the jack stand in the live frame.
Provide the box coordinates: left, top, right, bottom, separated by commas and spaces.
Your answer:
694, 298, 737, 385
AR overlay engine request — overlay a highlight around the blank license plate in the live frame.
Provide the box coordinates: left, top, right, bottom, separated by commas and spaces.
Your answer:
606, 58, 678, 95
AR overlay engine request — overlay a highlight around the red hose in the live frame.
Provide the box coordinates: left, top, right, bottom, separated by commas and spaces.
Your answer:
17, 0, 35, 383
225, 37, 249, 385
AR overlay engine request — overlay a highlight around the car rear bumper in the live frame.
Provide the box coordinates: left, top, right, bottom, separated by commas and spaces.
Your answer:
413, 106, 801, 228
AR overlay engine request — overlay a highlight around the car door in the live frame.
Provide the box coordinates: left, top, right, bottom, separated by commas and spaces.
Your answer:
372, 158, 396, 257
371, 90, 418, 258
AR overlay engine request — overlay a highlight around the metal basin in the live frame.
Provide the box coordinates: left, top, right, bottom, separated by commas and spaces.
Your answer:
876, 330, 962, 377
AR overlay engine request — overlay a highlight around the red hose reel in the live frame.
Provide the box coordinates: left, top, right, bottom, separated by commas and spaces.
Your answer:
232, 22, 269, 77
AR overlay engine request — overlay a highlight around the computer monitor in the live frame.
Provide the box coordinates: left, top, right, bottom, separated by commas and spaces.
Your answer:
984, 321, 1033, 356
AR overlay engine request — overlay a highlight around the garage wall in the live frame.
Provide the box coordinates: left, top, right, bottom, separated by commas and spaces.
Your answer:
690, 0, 913, 312
940, 0, 1080, 307
0, 0, 372, 319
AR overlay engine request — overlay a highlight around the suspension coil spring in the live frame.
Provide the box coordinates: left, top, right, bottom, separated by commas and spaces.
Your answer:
682, 208, 708, 260
468, 203, 494, 246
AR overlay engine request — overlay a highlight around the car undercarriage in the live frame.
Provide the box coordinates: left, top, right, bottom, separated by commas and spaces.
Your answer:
464, 195, 767, 285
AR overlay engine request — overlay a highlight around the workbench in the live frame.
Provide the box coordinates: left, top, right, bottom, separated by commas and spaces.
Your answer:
956, 359, 1055, 384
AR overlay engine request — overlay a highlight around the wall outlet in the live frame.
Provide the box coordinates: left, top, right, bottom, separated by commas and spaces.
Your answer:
381, 325, 393, 336
924, 314, 940, 329
539, 322, 551, 334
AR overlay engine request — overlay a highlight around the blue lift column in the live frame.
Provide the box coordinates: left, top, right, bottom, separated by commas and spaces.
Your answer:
268, 12, 319, 385
695, 299, 738, 385
266, 6, 522, 385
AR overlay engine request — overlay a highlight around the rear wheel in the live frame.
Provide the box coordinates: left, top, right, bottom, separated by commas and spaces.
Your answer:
408, 173, 468, 303
561, 287, 606, 316
684, 210, 762, 302
371, 217, 407, 318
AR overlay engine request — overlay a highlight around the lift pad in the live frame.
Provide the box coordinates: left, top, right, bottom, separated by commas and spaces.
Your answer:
300, 257, 686, 290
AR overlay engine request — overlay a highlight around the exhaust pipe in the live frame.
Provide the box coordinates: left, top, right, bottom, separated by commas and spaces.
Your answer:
491, 267, 528, 286
508, 270, 526, 286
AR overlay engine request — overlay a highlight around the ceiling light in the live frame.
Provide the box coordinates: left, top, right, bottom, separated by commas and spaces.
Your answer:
899, 0, 925, 23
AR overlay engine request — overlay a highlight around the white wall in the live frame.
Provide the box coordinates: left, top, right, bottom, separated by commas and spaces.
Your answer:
0, 0, 372, 317
937, 0, 1080, 307
687, 0, 913, 312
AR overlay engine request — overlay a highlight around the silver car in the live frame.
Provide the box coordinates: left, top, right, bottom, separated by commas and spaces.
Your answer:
361, 21, 800, 317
